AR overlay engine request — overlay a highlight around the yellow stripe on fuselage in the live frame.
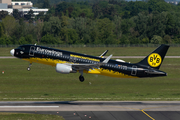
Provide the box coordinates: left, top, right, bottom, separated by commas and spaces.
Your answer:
22, 57, 137, 78
85, 68, 138, 78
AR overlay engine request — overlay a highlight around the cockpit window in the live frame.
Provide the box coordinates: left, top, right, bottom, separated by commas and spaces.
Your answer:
16, 46, 25, 51
22, 47, 25, 50
17, 46, 22, 50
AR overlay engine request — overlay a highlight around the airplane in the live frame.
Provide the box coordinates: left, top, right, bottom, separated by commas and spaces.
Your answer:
10, 44, 169, 82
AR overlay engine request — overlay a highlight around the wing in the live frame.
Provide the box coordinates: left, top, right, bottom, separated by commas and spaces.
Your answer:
72, 63, 100, 71
69, 54, 112, 71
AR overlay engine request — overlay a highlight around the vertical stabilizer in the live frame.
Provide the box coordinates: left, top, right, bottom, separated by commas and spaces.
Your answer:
138, 44, 169, 69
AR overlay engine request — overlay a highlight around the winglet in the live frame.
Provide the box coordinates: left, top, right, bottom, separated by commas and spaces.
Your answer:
99, 50, 108, 58
102, 54, 112, 63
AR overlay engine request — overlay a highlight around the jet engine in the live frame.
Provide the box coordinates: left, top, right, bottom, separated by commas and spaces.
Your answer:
56, 64, 76, 74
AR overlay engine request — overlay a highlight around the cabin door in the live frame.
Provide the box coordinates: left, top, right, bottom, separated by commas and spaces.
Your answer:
131, 66, 137, 76
29, 46, 35, 56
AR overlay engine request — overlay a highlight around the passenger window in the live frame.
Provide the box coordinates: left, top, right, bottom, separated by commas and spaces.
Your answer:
22, 47, 25, 50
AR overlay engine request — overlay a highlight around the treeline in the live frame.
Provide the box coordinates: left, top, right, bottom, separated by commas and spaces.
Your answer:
12, 0, 98, 6
1, 0, 180, 45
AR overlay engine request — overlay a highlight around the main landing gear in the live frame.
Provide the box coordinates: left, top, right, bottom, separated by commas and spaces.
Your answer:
79, 75, 84, 82
27, 63, 32, 71
79, 71, 85, 82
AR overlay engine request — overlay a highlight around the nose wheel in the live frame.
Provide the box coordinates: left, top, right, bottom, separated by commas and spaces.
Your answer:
27, 63, 32, 71
27, 67, 31, 71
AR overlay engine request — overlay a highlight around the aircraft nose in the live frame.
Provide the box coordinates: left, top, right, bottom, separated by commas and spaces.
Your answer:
10, 49, 15, 56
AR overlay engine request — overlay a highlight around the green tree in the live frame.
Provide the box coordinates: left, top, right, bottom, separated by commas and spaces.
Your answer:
139, 12, 167, 40
12, 9, 21, 20
2, 16, 17, 37
18, 36, 27, 45
70, 17, 89, 44
142, 37, 149, 44
35, 20, 44, 43
41, 34, 61, 44
148, 0, 165, 13
25, 34, 35, 44
125, 1, 148, 17
165, 12, 180, 37
55, 2, 74, 17
60, 15, 69, 43
42, 0, 50, 8
173, 37, 180, 44
133, 13, 149, 40
67, 28, 78, 44
113, 16, 122, 41
13, 18, 25, 43
23, 23, 37, 41
42, 16, 61, 37
0, 36, 6, 45
155, 2, 171, 13
129, 37, 140, 44
71, 7, 94, 18
0, 23, 4, 38
97, 18, 116, 44
34, 0, 43, 8
24, 10, 34, 23
47, 6, 55, 16
36, 12, 45, 20
121, 19, 134, 35
18, 35, 35, 45
163, 35, 171, 44
120, 35, 130, 44
89, 20, 99, 44
0, 35, 12, 45
150, 35, 162, 44
0, 11, 8, 20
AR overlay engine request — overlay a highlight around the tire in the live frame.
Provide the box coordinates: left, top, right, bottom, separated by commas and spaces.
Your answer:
79, 75, 84, 82
27, 67, 31, 71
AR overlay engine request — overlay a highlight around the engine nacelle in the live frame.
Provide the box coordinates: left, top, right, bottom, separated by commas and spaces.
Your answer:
56, 64, 73, 74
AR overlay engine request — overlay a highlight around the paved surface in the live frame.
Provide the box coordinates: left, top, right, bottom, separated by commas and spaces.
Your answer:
0, 56, 16, 58
0, 101, 180, 120
1, 56, 180, 59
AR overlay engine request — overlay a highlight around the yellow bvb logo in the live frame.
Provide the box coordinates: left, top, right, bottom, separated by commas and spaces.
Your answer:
148, 53, 162, 67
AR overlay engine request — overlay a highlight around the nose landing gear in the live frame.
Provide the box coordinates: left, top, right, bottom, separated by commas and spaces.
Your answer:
27, 63, 32, 71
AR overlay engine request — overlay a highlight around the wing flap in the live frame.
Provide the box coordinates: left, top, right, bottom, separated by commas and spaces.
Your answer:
87, 69, 101, 74
69, 54, 113, 71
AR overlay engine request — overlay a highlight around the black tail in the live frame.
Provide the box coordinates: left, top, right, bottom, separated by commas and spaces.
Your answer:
138, 44, 169, 69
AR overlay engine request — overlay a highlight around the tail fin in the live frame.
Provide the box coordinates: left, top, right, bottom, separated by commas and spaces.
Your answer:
138, 44, 169, 69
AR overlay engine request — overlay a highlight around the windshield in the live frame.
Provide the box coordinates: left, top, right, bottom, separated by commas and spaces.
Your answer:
16, 46, 26, 51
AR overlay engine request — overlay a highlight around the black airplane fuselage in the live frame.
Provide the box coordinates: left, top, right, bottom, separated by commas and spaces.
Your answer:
10, 44, 169, 81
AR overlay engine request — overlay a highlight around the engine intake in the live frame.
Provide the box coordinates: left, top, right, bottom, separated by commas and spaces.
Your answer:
56, 64, 75, 74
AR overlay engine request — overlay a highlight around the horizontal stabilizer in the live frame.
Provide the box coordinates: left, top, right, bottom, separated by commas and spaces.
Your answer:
99, 50, 108, 58
145, 70, 166, 75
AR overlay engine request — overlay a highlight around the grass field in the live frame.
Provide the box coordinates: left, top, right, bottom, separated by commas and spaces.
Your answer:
0, 45, 180, 56
0, 57, 180, 101
0, 112, 64, 120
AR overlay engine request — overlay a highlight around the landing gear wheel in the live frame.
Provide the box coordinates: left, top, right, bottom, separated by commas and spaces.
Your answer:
27, 67, 31, 71
79, 75, 84, 82
27, 63, 32, 71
